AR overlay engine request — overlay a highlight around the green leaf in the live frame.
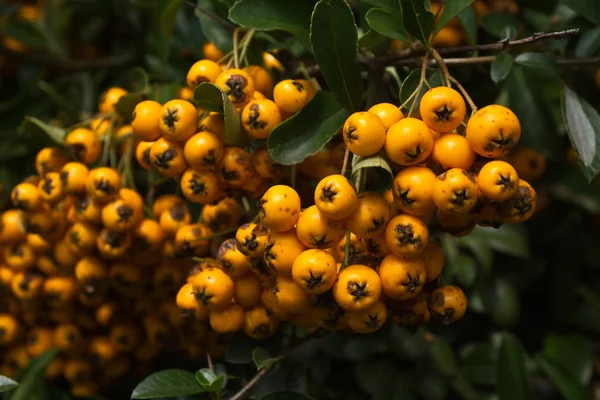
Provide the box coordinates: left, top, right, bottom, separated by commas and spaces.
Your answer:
355, 358, 396, 393
351, 154, 393, 180
537, 355, 590, 400
115, 93, 146, 120
160, 0, 184, 36
0, 376, 18, 393
193, 82, 244, 146
399, 68, 443, 112
543, 334, 593, 386
434, 0, 474, 36
366, 8, 410, 41
268, 91, 349, 165
37, 81, 78, 112
400, 0, 435, 44
363, 0, 401, 9
223, 334, 256, 364
471, 225, 530, 259
559, 0, 600, 26
486, 279, 521, 327
458, 233, 494, 272
196, 0, 233, 52
563, 84, 600, 181
490, 53, 514, 84
451, 254, 477, 286
358, 29, 393, 55
229, 0, 315, 51
260, 392, 311, 400
457, 5, 477, 44
429, 337, 458, 377
514, 52, 558, 73
253, 348, 283, 370
2, 20, 45, 49
311, 0, 364, 113
481, 12, 520, 38
131, 67, 151, 93
575, 27, 600, 57
20, 116, 66, 146
497, 334, 532, 400
195, 369, 225, 392
11, 349, 59, 400
131, 369, 204, 399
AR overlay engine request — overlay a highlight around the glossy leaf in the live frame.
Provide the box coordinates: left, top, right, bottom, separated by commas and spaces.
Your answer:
366, 8, 409, 41
253, 348, 283, 370
429, 337, 458, 377
498, 334, 532, 400
20, 116, 66, 146
400, 0, 435, 44
481, 12, 520, 38
131, 369, 204, 398
543, 333, 593, 385
559, 0, 600, 26
563, 84, 600, 181
0, 376, 18, 393
268, 91, 349, 165
229, 0, 315, 50
311, 0, 363, 113
515, 52, 558, 73
434, 0, 475, 36
575, 27, 600, 57
491, 53, 514, 84
11, 349, 59, 400
457, 5, 477, 44
193, 82, 244, 146
196, 0, 232, 52
537, 355, 590, 400
260, 391, 311, 400
195, 369, 225, 392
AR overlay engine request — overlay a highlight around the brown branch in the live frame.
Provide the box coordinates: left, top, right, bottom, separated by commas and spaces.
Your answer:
389, 55, 600, 67
228, 366, 270, 400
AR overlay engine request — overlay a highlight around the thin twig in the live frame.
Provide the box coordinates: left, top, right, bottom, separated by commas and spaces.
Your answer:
228, 366, 271, 400
238, 29, 256, 68
187, 0, 236, 30
232, 28, 241, 69
390, 54, 600, 67
207, 353, 214, 372
448, 76, 477, 114
408, 53, 430, 117
340, 147, 350, 176
431, 49, 451, 87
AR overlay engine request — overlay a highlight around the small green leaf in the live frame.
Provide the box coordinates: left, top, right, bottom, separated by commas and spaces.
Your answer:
575, 27, 600, 57
434, 0, 475, 36
400, 0, 435, 44
0, 376, 18, 393
195, 369, 225, 392
11, 349, 59, 400
351, 154, 393, 180
131, 369, 204, 399
491, 53, 514, 84
559, 0, 600, 26
429, 337, 458, 377
399, 68, 443, 112
366, 8, 410, 41
481, 12, 520, 38
358, 30, 392, 55
537, 355, 590, 400
115, 93, 146, 120
253, 348, 283, 370
497, 333, 532, 400
229, 0, 315, 51
268, 91, 349, 165
196, 0, 233, 52
543, 333, 593, 386
37, 81, 78, 112
311, 0, 364, 113
260, 392, 311, 400
563, 84, 600, 181
194, 82, 244, 146
515, 52, 558, 73
457, 5, 477, 44
501, 25, 517, 40
20, 116, 66, 146
131, 67, 151, 93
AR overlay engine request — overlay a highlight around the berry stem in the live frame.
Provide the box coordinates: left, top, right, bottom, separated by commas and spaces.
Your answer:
407, 52, 431, 117
232, 27, 241, 69
100, 114, 117, 166
431, 49, 451, 87
340, 146, 350, 176
290, 164, 297, 190
448, 75, 478, 114
238, 29, 256, 68
341, 229, 351, 269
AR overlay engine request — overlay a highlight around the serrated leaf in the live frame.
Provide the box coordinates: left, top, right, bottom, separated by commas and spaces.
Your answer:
498, 333, 532, 400
491, 53, 514, 84
311, 0, 363, 113
10, 349, 59, 400
193, 82, 244, 146
537, 355, 589, 400
196, 0, 233, 52
563, 84, 600, 181
434, 0, 475, 36
515, 52, 558, 73
0, 376, 18, 393
559, 0, 600, 26
351, 154, 393, 180
575, 27, 600, 57
20, 116, 66, 145
366, 8, 409, 41
253, 348, 283, 370
131, 369, 204, 399
229, 0, 315, 51
457, 5, 477, 44
268, 91, 349, 165
400, 0, 435, 44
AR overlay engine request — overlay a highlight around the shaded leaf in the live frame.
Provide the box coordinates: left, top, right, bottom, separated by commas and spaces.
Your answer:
196, 0, 233, 52
434, 0, 475, 36
358, 29, 392, 55
355, 358, 396, 393
351, 154, 393, 180
481, 12, 520, 38
11, 349, 59, 400
223, 333, 255, 364
543, 333, 593, 386
311, 0, 363, 113
366, 8, 409, 41
253, 348, 283, 370
362, 0, 401, 9
429, 337, 458, 377
193, 82, 244, 146
195, 369, 225, 392
486, 279, 521, 328
563, 84, 600, 181
20, 116, 66, 146
229, 0, 315, 51
131, 67, 151, 93
575, 27, 600, 57
559, 0, 600, 26
260, 391, 311, 400
537, 355, 590, 400
115, 93, 146, 119
515, 52, 558, 73
400, 0, 435, 44
457, 5, 477, 44
131, 369, 204, 399
491, 53, 514, 84
0, 376, 18, 393
268, 91, 349, 165
451, 254, 477, 287
2, 19, 45, 49
399, 68, 443, 112
498, 334, 532, 400
472, 225, 530, 259
160, 0, 184, 36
